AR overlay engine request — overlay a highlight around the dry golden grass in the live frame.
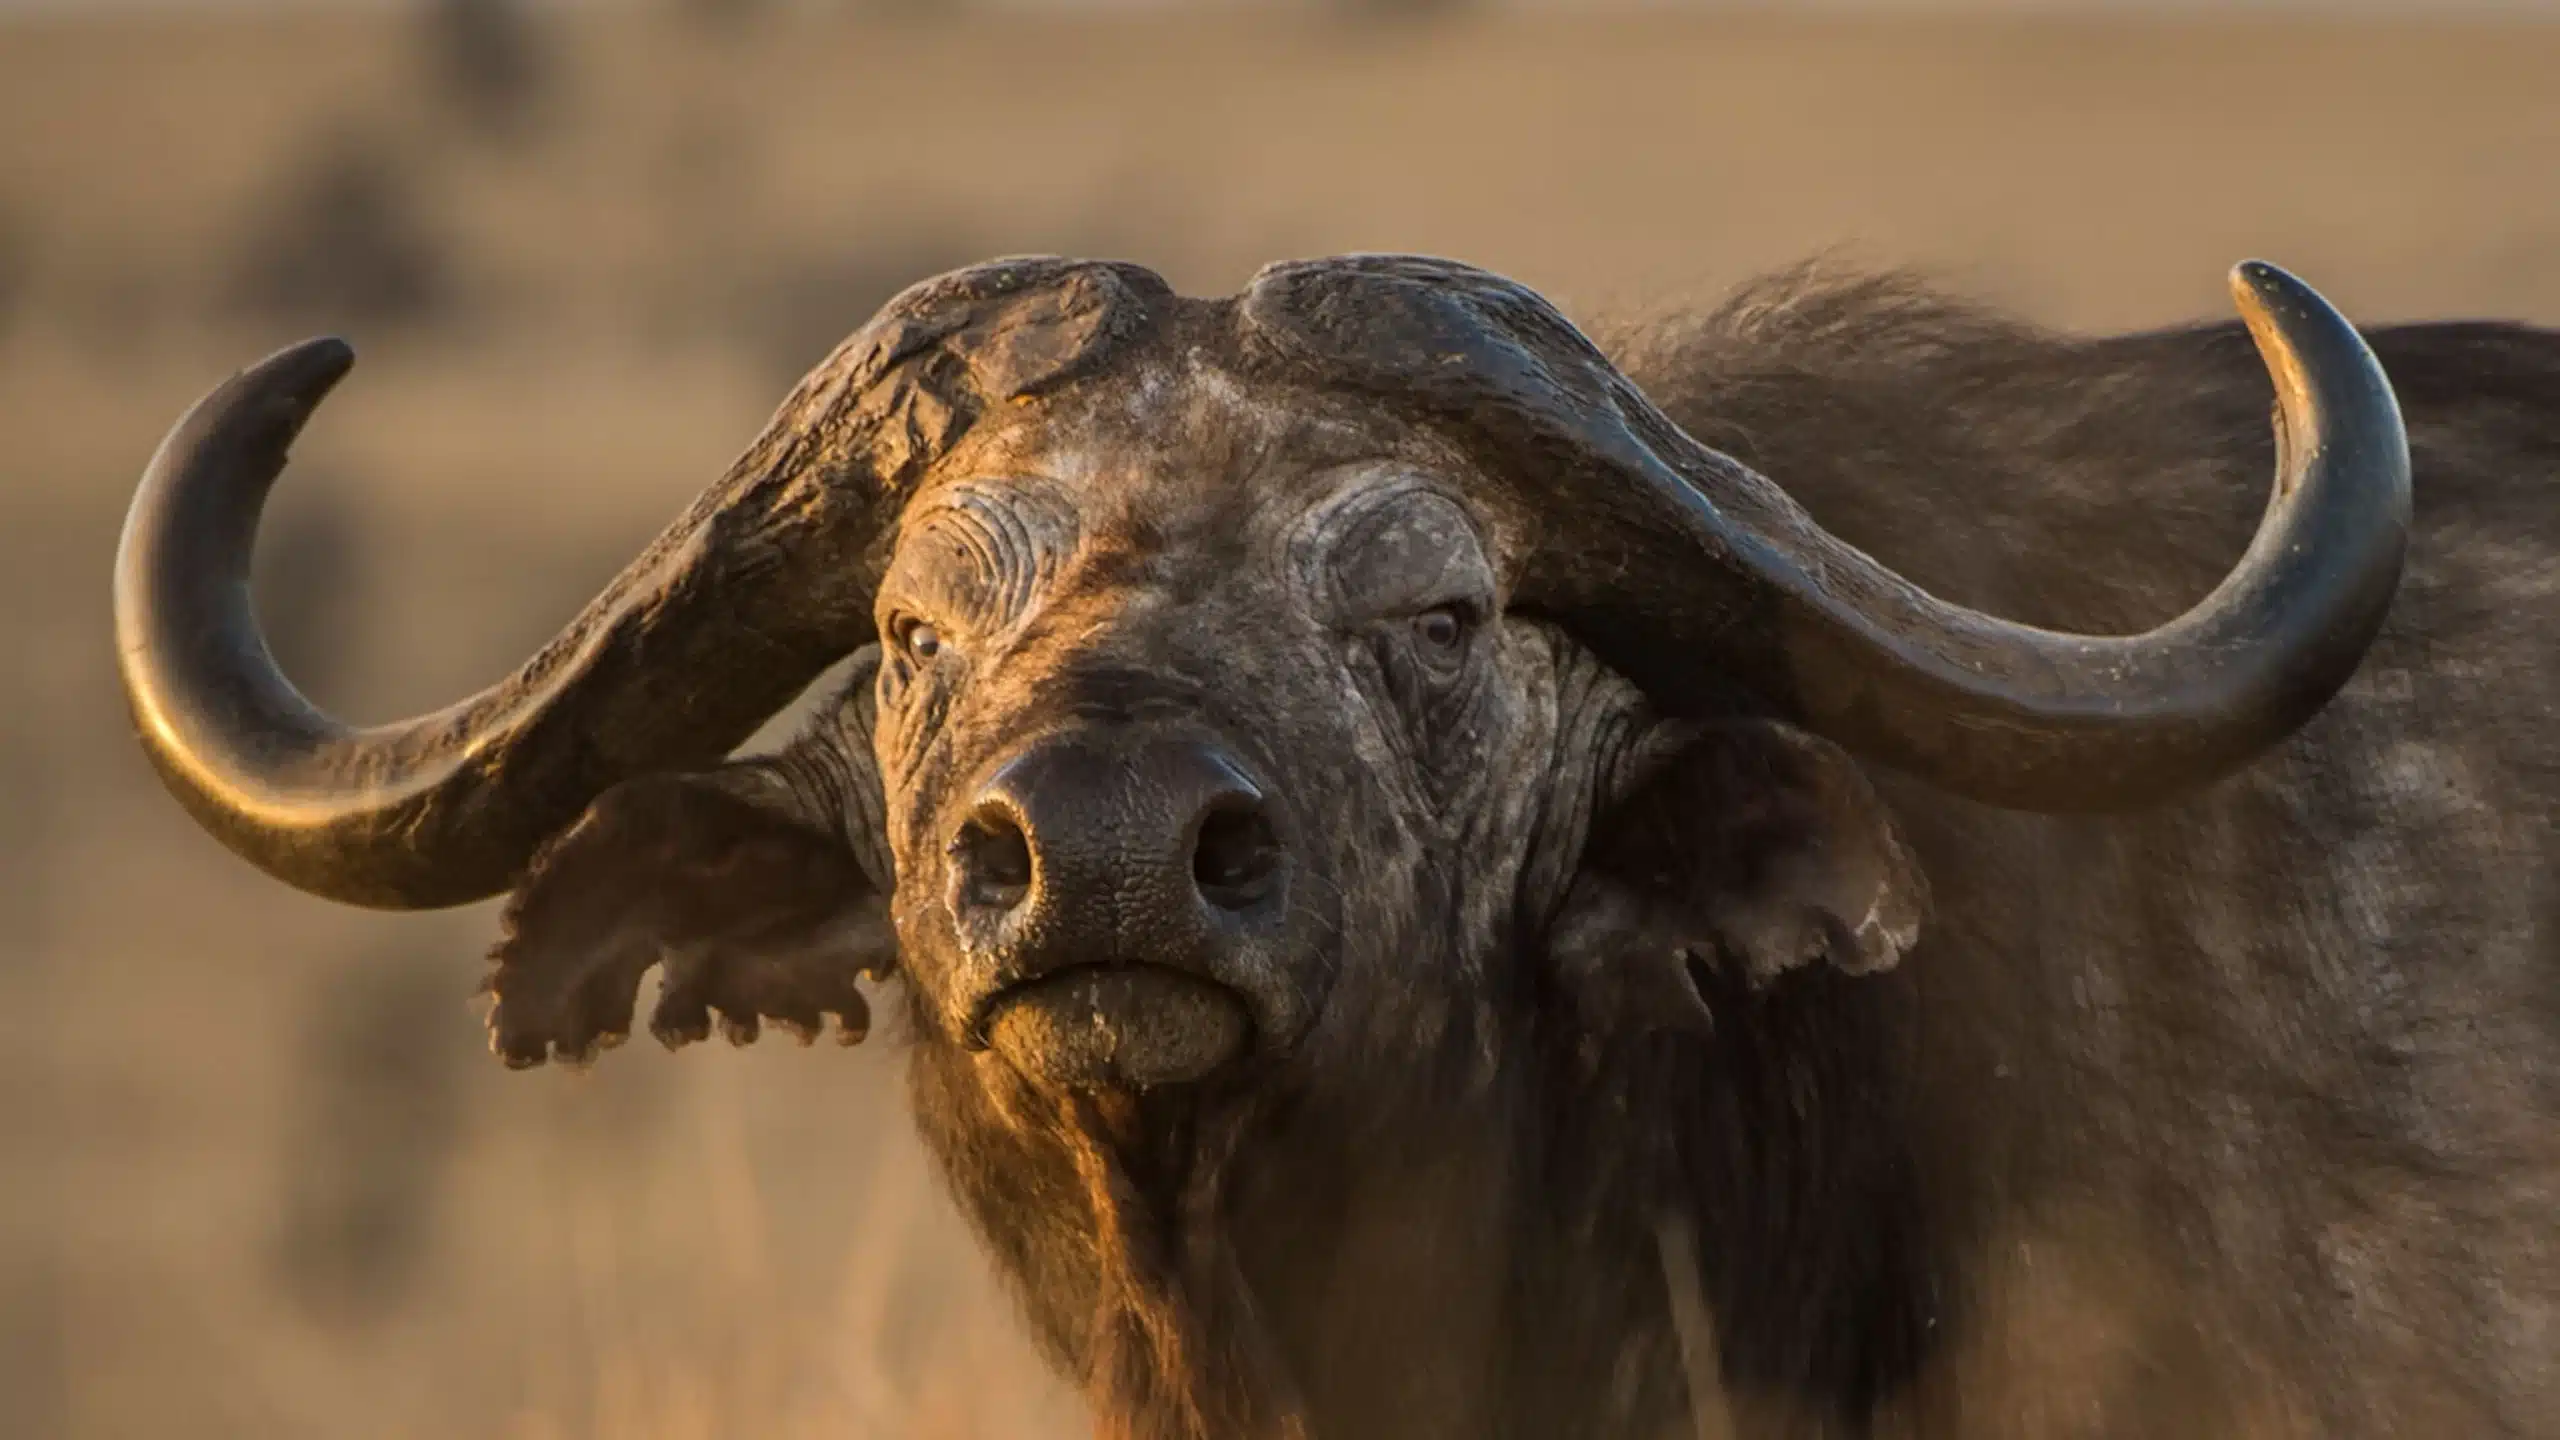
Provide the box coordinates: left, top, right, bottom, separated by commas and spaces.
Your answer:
4, 6, 2557, 1436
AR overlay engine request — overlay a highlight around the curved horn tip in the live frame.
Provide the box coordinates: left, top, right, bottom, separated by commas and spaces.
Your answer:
268, 332, 357, 372
2224, 260, 2377, 363
2227, 259, 2330, 339
162, 336, 360, 464
245, 335, 359, 408
2222, 260, 2404, 454
2230, 257, 2305, 307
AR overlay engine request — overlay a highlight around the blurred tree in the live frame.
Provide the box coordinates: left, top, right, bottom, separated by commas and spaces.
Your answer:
251, 485, 370, 707
0, 703, 63, 1435
0, 210, 26, 340
225, 129, 451, 332
269, 939, 469, 1325
419, 0, 554, 142
673, 0, 964, 34
1329, 0, 1477, 20
674, 0, 776, 33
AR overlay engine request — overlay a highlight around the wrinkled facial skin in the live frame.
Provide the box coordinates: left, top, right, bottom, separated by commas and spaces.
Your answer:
863, 363, 1621, 1092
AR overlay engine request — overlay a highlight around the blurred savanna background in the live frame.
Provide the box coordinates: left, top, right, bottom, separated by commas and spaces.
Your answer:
3, 0, 2556, 1435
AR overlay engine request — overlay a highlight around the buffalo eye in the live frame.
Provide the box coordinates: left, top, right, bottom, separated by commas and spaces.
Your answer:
896, 618, 943, 661
1412, 604, 1468, 654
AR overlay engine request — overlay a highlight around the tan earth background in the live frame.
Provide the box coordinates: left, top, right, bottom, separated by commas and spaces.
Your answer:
3, 2, 2556, 1436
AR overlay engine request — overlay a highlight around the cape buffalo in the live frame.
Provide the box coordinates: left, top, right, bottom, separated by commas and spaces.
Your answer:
115, 254, 2557, 1438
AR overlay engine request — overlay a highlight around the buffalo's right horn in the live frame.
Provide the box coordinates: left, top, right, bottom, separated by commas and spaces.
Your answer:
114, 337, 880, 909
113, 257, 1166, 910
1569, 261, 2413, 810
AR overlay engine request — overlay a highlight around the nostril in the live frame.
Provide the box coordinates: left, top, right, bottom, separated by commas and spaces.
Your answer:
954, 809, 1034, 911
1192, 799, 1281, 910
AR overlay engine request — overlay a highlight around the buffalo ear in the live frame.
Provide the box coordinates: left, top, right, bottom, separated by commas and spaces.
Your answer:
482, 765, 894, 1069
1548, 719, 1927, 1038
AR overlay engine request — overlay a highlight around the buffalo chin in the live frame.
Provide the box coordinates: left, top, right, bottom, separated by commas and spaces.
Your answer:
982, 966, 1251, 1089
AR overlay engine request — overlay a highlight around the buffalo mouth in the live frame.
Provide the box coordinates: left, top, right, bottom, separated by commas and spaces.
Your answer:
977, 964, 1253, 1090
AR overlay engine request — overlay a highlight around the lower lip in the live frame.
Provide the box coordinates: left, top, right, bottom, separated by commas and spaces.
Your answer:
977, 964, 1251, 1089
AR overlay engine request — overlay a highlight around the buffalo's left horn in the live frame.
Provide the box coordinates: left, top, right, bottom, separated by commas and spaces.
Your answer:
1245, 257, 2411, 811
1593, 261, 2412, 810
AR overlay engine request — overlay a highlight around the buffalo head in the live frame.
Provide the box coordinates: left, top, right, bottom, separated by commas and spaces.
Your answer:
113, 255, 2408, 1096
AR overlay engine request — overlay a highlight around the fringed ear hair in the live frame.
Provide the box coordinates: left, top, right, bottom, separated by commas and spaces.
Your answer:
1549, 720, 1926, 1041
